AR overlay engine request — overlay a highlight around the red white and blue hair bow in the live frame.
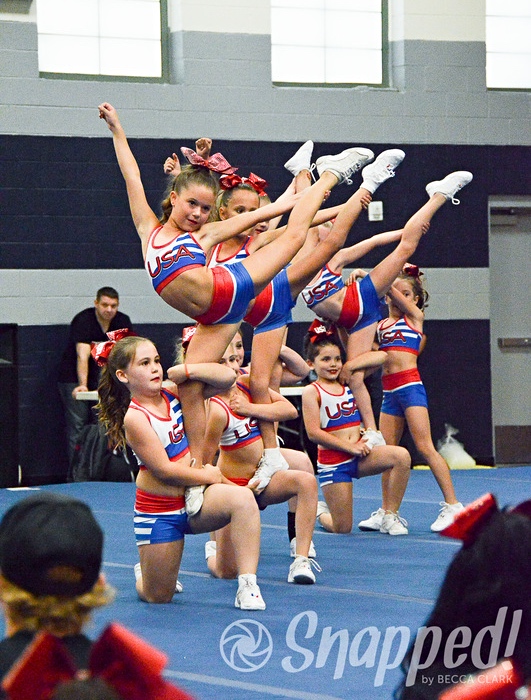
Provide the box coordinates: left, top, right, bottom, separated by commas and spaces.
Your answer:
181, 324, 197, 350
402, 263, 423, 279
2, 622, 194, 700
219, 172, 269, 196
180, 146, 237, 175
90, 328, 137, 366
440, 492, 531, 545
308, 319, 337, 344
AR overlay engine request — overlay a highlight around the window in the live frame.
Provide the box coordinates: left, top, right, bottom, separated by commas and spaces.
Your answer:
486, 0, 531, 89
271, 0, 385, 86
36, 0, 165, 79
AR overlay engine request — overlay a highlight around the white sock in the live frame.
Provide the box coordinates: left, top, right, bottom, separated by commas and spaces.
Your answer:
361, 179, 377, 194
264, 447, 281, 458
238, 573, 257, 586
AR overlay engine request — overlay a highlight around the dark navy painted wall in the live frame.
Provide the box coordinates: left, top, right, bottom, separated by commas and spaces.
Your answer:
3, 134, 528, 272
17, 323, 186, 485
15, 318, 492, 486
4, 135, 528, 483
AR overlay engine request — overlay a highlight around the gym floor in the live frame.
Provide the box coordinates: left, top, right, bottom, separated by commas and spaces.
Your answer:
1, 466, 529, 700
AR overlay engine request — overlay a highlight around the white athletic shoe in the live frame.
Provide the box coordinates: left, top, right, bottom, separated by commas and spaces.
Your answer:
380, 512, 409, 536
185, 484, 205, 517
205, 540, 217, 560
235, 574, 266, 610
288, 555, 322, 585
315, 147, 374, 186
425, 171, 473, 205
358, 508, 386, 531
362, 429, 386, 449
249, 450, 289, 493
290, 537, 317, 559
134, 562, 183, 593
430, 502, 465, 532
361, 149, 405, 194
284, 140, 314, 176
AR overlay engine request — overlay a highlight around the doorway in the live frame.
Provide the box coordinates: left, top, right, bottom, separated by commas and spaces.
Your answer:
489, 197, 531, 464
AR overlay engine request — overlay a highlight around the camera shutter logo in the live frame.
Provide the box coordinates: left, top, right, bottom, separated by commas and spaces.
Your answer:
220, 619, 273, 672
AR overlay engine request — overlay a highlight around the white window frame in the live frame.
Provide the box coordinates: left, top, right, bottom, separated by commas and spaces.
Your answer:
486, 0, 531, 90
271, 0, 387, 87
36, 0, 167, 81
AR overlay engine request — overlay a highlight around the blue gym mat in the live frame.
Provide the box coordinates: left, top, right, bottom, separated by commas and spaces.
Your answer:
1, 466, 529, 700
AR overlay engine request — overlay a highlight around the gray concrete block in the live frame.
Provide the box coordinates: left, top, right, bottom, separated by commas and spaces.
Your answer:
401, 65, 427, 92
391, 65, 406, 91
358, 89, 406, 116
447, 93, 488, 118
467, 117, 513, 145
183, 56, 269, 89
385, 115, 428, 142
390, 40, 405, 68
403, 41, 484, 69
488, 91, 530, 119
466, 67, 487, 93
444, 42, 485, 68
272, 87, 321, 115
315, 88, 363, 117
426, 116, 469, 143
424, 65, 469, 93
0, 19, 37, 50
0, 47, 38, 78
0, 20, 528, 146
403, 91, 448, 117
508, 118, 531, 146
183, 31, 270, 62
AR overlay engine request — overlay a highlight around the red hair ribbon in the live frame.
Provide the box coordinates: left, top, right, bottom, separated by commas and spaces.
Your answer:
91, 328, 137, 367
402, 263, 423, 279
308, 319, 337, 344
439, 492, 497, 544
219, 172, 268, 196
2, 623, 194, 700
441, 493, 531, 546
438, 659, 523, 700
181, 324, 197, 350
180, 147, 237, 175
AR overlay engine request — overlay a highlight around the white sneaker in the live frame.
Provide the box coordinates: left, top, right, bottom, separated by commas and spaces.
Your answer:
205, 540, 217, 560
362, 429, 386, 449
249, 450, 289, 493
284, 140, 314, 176
380, 512, 409, 536
358, 508, 385, 531
425, 171, 473, 205
290, 537, 317, 559
288, 555, 322, 585
315, 147, 374, 186
134, 562, 183, 593
185, 484, 205, 517
361, 149, 405, 194
235, 574, 266, 610
430, 502, 465, 532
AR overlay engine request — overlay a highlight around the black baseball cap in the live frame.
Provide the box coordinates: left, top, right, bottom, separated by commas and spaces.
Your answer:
0, 492, 104, 597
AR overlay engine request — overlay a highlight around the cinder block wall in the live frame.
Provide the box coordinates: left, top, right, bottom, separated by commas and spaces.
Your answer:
1, 1, 529, 482
1, 1, 529, 143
